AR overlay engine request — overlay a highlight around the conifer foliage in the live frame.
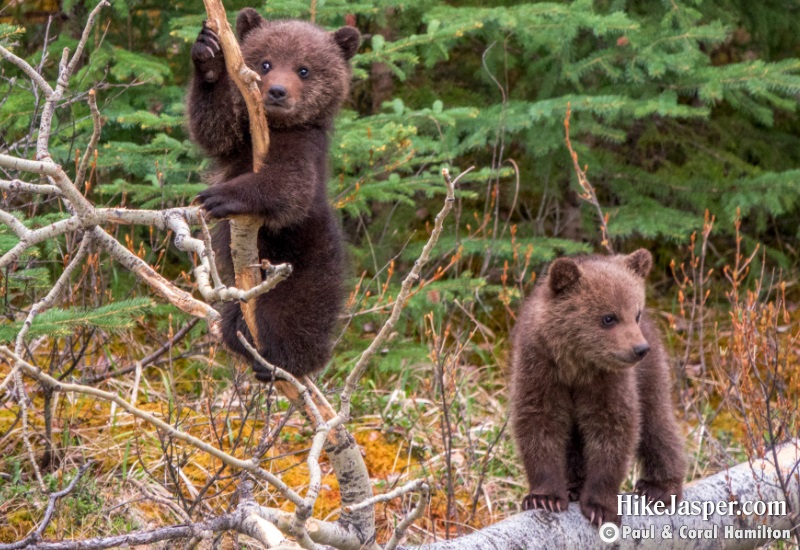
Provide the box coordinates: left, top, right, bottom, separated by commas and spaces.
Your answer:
0, 0, 798, 370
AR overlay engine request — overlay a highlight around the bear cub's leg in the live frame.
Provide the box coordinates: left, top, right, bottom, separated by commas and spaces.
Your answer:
573, 378, 639, 526
566, 425, 586, 502
634, 352, 687, 503
513, 383, 572, 513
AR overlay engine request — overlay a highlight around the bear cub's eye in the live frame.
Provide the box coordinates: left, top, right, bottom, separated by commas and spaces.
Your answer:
636, 311, 641, 323
601, 314, 618, 327
261, 61, 272, 73
298, 67, 310, 79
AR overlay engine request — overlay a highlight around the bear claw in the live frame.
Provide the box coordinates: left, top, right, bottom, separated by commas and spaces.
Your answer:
580, 497, 619, 527
635, 479, 680, 504
192, 23, 224, 80
522, 493, 567, 514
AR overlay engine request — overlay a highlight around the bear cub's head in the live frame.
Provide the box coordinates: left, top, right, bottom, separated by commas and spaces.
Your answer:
236, 8, 360, 129
546, 249, 654, 370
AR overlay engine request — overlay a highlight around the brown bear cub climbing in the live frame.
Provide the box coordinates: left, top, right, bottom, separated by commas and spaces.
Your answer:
187, 9, 360, 380
510, 249, 686, 526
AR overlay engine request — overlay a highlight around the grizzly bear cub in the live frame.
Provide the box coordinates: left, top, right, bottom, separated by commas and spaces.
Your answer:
510, 249, 686, 526
187, 9, 360, 380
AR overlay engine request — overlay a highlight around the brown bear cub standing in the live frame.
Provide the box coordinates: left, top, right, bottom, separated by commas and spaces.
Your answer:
510, 249, 686, 526
187, 9, 360, 380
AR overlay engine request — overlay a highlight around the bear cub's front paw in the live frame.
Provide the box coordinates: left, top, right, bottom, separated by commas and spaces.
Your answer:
635, 478, 682, 504
580, 493, 619, 526
195, 186, 249, 219
192, 22, 224, 82
522, 491, 568, 513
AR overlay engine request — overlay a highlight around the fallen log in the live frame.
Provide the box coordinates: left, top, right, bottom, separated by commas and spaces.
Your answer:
416, 441, 799, 550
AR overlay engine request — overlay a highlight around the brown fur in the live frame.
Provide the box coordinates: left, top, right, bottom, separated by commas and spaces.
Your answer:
186, 9, 360, 380
509, 249, 686, 526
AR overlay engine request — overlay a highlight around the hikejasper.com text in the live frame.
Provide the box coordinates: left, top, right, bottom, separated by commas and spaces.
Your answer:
618, 494, 787, 521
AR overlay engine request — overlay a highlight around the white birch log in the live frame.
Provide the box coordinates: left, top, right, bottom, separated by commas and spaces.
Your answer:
413, 441, 799, 550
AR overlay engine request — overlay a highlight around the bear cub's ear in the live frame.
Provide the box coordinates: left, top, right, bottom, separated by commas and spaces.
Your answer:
237, 8, 265, 41
625, 248, 653, 279
549, 257, 581, 294
332, 26, 361, 60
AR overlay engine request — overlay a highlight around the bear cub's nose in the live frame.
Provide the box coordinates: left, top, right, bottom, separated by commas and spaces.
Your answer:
268, 85, 287, 102
633, 343, 650, 358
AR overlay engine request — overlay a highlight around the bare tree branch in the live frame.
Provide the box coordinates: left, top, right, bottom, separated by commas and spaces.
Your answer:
0, 461, 94, 550
564, 102, 613, 254
36, 1, 110, 160
201, 0, 269, 348
385, 484, 430, 550
0, 349, 308, 507
419, 440, 800, 550
74, 89, 102, 189
339, 167, 466, 416
0, 45, 54, 97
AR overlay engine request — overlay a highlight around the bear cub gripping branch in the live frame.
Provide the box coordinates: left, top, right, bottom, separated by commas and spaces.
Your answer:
510, 249, 686, 526
187, 8, 360, 380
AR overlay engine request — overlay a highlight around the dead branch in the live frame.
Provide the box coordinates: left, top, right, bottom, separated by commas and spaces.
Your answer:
74, 89, 101, 189
0, 348, 307, 506
564, 102, 613, 254
0, 479, 291, 550
201, 0, 268, 348
0, 461, 94, 550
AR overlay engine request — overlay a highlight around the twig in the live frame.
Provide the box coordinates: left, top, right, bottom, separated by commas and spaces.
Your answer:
0, 461, 94, 550
36, 1, 110, 160
0, 179, 62, 195
84, 318, 200, 384
339, 167, 466, 415
236, 333, 324, 428
344, 479, 428, 513
0, 46, 54, 97
129, 478, 193, 523
384, 485, 430, 550
199, 213, 223, 289
563, 102, 613, 254
1, 348, 307, 507
0, 231, 92, 396
74, 89, 102, 189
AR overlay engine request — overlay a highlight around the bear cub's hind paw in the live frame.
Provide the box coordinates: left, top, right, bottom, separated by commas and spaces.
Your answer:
251, 361, 276, 384
522, 492, 568, 513
634, 478, 682, 504
580, 495, 619, 527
